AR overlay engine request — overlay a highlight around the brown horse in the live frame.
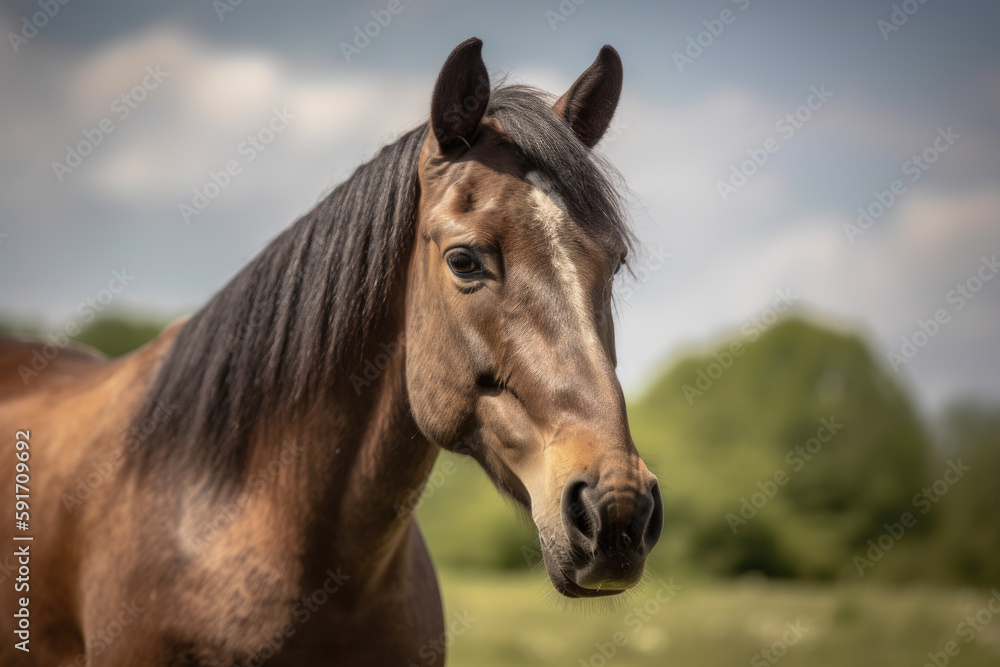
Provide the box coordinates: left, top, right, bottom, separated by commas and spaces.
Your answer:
0, 38, 662, 666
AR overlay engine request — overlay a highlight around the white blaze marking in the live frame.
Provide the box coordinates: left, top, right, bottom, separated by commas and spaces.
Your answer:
428, 182, 458, 221
525, 171, 601, 353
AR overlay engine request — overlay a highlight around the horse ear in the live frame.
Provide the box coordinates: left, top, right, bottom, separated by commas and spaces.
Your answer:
430, 37, 491, 153
553, 45, 623, 148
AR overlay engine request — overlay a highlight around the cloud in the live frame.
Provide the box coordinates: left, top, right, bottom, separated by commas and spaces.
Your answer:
1, 21, 999, 411
615, 187, 1000, 408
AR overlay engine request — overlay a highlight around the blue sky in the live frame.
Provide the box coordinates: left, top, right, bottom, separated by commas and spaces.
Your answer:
1, 0, 998, 413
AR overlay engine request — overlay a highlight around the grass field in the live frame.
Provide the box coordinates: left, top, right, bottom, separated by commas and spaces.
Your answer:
435, 570, 1000, 667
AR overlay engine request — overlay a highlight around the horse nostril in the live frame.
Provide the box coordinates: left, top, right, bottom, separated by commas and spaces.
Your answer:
643, 482, 664, 549
562, 478, 599, 550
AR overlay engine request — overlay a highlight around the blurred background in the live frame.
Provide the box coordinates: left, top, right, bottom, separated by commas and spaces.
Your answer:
2, 0, 999, 665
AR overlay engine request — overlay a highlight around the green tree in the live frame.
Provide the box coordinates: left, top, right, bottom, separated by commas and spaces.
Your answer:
629, 317, 932, 579
925, 404, 1000, 586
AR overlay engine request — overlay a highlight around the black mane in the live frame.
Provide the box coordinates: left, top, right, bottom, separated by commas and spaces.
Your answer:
129, 85, 632, 481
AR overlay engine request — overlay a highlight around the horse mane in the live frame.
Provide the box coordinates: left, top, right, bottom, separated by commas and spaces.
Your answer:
129, 85, 632, 483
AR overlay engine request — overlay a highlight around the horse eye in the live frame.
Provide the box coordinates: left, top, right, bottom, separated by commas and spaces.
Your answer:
446, 250, 481, 276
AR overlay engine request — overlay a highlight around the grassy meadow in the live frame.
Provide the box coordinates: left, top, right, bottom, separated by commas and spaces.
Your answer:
436, 570, 1000, 667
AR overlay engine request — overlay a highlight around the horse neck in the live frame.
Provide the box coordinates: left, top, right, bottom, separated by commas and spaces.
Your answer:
284, 314, 439, 585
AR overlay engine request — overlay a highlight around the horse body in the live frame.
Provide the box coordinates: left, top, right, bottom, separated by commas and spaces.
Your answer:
0, 336, 158, 665
1, 324, 445, 665
0, 38, 663, 665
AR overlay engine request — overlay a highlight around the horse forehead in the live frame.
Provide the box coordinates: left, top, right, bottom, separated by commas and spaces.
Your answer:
437, 166, 597, 263
423, 157, 594, 258
425, 160, 529, 224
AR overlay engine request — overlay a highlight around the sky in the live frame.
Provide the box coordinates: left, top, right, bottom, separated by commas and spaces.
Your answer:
1, 0, 998, 414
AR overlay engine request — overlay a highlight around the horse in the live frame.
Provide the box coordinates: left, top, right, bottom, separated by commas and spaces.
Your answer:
0, 38, 662, 666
